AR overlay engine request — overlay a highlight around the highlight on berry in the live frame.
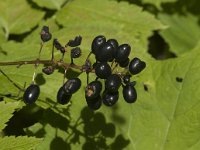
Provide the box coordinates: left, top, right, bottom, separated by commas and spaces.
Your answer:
1, 26, 146, 110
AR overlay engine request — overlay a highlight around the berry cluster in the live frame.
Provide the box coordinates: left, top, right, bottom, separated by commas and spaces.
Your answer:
20, 26, 146, 110
84, 35, 146, 110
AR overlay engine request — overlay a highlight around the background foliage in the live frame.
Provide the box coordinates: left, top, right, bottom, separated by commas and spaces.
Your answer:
1, 0, 200, 149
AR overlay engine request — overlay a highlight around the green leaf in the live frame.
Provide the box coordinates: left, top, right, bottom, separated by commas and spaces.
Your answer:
56, 0, 165, 55
159, 13, 200, 56
0, 0, 45, 36
64, 42, 200, 149
142, 0, 177, 9
2, 1, 200, 149
0, 136, 43, 150
32, 0, 67, 10
0, 25, 6, 43
0, 101, 19, 131
26, 107, 129, 150
25, 109, 71, 150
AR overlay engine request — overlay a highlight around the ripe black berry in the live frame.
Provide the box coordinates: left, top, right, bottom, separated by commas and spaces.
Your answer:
71, 47, 81, 58
91, 35, 106, 55
105, 74, 121, 93
86, 95, 102, 110
67, 35, 82, 47
115, 44, 131, 63
95, 62, 111, 79
23, 84, 40, 104
102, 91, 119, 106
63, 78, 81, 95
95, 42, 114, 62
57, 86, 72, 105
107, 39, 118, 58
119, 57, 130, 68
40, 26, 52, 42
123, 84, 137, 103
85, 81, 102, 100
129, 57, 146, 75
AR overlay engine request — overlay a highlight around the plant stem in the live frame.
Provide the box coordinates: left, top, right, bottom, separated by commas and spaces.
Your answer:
0, 59, 86, 72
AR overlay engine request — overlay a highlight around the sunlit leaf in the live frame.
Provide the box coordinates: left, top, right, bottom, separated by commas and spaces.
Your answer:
0, 101, 19, 131
0, 0, 44, 36
0, 136, 42, 150
32, 0, 67, 10
56, 0, 165, 55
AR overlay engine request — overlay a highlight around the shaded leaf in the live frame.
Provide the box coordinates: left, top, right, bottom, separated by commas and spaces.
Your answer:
159, 13, 200, 55
0, 25, 6, 43
25, 109, 71, 150
142, 0, 177, 9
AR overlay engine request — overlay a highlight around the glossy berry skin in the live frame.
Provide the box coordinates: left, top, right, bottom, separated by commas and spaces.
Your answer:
67, 35, 82, 47
71, 47, 81, 58
119, 57, 130, 68
102, 91, 119, 106
123, 84, 137, 103
95, 62, 111, 79
64, 78, 81, 95
115, 44, 131, 63
105, 74, 121, 93
23, 84, 40, 105
91, 35, 106, 55
57, 86, 72, 105
107, 39, 118, 58
129, 57, 146, 75
85, 81, 102, 100
86, 95, 102, 110
95, 42, 114, 62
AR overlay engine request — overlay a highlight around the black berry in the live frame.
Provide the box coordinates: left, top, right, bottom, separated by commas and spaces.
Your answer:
95, 42, 114, 62
54, 39, 65, 53
91, 35, 106, 55
71, 47, 81, 58
63, 78, 81, 95
95, 62, 111, 79
107, 39, 118, 58
42, 66, 54, 75
57, 86, 72, 105
23, 84, 40, 104
102, 91, 119, 106
85, 81, 102, 100
67, 35, 82, 47
123, 84, 137, 103
115, 44, 131, 63
105, 74, 121, 93
129, 57, 146, 75
119, 57, 130, 68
